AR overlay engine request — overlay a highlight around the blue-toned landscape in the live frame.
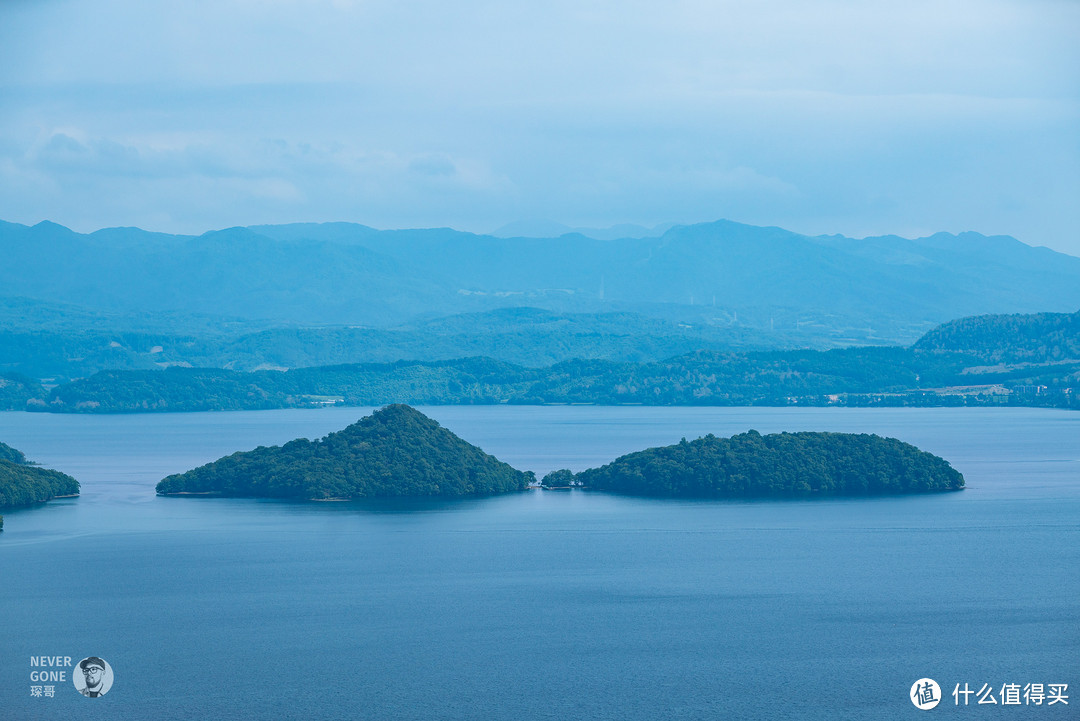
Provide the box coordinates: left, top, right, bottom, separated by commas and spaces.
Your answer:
1, 406, 1077, 720
3, 0, 1078, 718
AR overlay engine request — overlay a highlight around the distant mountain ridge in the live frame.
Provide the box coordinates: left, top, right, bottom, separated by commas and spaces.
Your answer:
7, 305, 1079, 413
29, 316, 1080, 413
488, 220, 675, 240
3, 218, 1079, 349
0, 307, 816, 379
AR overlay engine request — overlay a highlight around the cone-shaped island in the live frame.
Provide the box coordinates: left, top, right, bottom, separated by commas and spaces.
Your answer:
156, 404, 532, 499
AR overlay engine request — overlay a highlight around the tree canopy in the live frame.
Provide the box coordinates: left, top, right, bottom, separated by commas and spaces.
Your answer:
0, 440, 28, 465
574, 431, 964, 497
156, 404, 532, 499
0, 441, 80, 507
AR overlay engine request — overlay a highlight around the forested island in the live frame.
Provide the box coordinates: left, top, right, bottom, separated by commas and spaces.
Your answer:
568, 431, 965, 497
158, 405, 962, 502
0, 440, 81, 514
156, 404, 532, 499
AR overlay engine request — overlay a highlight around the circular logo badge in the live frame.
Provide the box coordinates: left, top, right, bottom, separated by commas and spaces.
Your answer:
911, 678, 941, 710
73, 656, 113, 698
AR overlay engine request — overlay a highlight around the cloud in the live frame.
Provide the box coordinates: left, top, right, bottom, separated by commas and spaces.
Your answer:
0, 0, 1076, 251
0, 127, 518, 232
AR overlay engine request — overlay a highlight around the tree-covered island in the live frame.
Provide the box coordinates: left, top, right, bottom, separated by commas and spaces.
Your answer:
157, 405, 962, 502
0, 440, 81, 511
156, 404, 533, 499
572, 431, 964, 497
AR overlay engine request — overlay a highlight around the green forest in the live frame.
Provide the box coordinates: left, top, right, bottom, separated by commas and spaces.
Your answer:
28, 346, 1079, 413
156, 404, 533, 499
4, 309, 1078, 413
913, 309, 1080, 364
0, 441, 80, 508
156, 405, 964, 502
0, 439, 27, 465
573, 431, 965, 497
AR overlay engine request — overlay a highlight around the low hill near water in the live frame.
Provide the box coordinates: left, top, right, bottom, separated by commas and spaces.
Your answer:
156, 404, 532, 499
572, 431, 965, 497
0, 440, 81, 509
0, 308, 809, 379
9, 307, 1080, 413
158, 405, 963, 501
913, 309, 1080, 365
0, 440, 27, 465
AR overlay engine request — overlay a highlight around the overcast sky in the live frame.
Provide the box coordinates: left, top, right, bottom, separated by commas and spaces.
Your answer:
2, 0, 1078, 253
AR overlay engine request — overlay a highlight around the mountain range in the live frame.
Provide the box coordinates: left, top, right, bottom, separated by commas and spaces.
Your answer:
4, 219, 1079, 354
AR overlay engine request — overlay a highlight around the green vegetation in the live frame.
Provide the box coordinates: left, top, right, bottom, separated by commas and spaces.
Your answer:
153, 406, 963, 503
574, 431, 964, 497
541, 469, 576, 488
0, 441, 80, 507
45, 367, 303, 413
0, 440, 28, 465
45, 359, 539, 412
37, 345, 1080, 413
8, 308, 1078, 413
7, 218, 1080, 380
0, 373, 47, 411
156, 404, 533, 499
913, 309, 1080, 365
0, 308, 828, 380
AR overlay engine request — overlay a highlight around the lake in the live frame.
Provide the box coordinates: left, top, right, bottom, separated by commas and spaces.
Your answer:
0, 406, 1077, 719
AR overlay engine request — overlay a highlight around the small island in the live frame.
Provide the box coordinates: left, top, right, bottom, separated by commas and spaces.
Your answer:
0, 440, 81, 514
157, 404, 533, 499
570, 430, 964, 497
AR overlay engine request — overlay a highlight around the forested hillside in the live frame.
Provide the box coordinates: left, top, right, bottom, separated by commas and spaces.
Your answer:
0, 441, 80, 508
913, 309, 1080, 364
6, 307, 1079, 413
4, 218, 1079, 350
573, 431, 964, 497
156, 404, 531, 499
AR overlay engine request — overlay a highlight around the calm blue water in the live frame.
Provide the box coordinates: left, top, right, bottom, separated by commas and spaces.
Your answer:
0, 406, 1077, 720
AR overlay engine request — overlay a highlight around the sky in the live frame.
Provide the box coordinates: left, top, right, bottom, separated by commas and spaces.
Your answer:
1, 0, 1078, 253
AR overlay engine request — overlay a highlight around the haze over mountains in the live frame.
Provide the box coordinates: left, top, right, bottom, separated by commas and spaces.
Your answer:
3, 218, 1080, 378
19, 309, 1080, 414
489, 220, 676, 240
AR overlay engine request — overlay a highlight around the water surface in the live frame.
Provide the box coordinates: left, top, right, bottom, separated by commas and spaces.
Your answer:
1, 407, 1077, 719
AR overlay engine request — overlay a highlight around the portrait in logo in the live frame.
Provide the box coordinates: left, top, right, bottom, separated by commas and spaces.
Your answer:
73, 656, 113, 698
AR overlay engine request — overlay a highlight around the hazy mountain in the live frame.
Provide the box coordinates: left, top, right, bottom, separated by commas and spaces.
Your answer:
489, 220, 676, 240
4, 218, 1079, 347
0, 307, 809, 378
29, 307, 1080, 414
